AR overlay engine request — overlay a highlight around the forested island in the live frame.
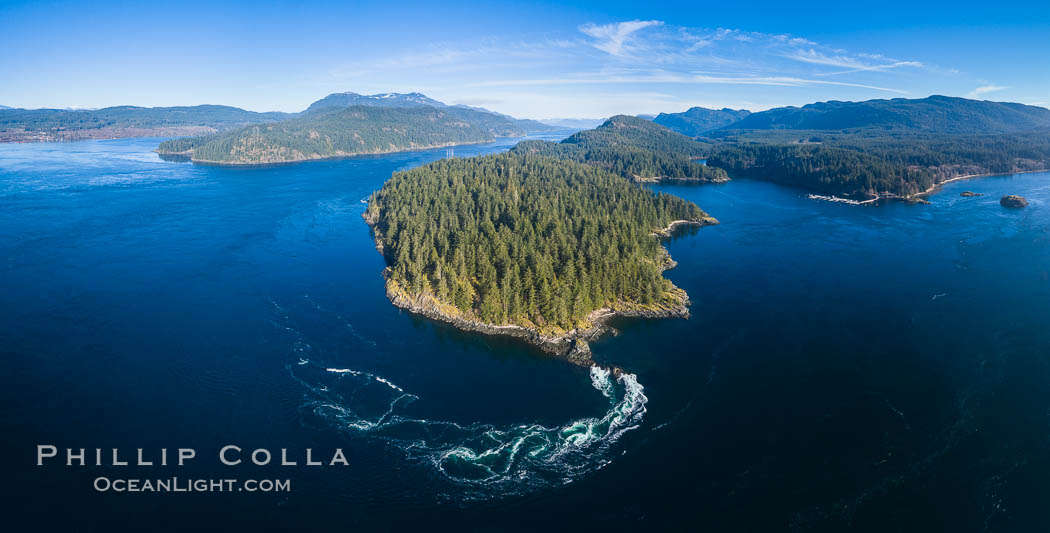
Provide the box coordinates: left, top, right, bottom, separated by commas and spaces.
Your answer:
365, 152, 716, 361
157, 105, 529, 165
511, 115, 729, 183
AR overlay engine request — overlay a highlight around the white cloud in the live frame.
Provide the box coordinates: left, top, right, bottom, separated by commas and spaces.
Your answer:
304, 21, 945, 118
968, 85, 1008, 98
787, 49, 924, 75
468, 72, 908, 94
579, 20, 663, 56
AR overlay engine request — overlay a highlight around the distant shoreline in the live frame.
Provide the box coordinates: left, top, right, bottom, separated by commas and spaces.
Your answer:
156, 138, 510, 167
912, 168, 1050, 197
807, 168, 1050, 205
0, 126, 219, 144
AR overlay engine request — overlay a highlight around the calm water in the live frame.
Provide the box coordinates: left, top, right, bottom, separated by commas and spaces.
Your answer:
3, 137, 1050, 531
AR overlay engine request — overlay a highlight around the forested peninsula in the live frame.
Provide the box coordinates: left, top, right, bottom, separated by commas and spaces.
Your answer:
364, 152, 716, 362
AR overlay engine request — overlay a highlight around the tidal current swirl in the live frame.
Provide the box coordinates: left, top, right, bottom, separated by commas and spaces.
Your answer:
272, 296, 648, 500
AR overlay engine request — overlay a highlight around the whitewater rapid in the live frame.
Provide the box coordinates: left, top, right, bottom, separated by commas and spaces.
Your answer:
272, 296, 648, 500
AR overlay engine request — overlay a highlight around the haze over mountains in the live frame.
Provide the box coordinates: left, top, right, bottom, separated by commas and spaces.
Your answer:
541, 118, 607, 130
0, 92, 556, 143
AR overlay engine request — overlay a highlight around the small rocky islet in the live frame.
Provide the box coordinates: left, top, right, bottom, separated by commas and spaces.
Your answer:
1001, 195, 1029, 208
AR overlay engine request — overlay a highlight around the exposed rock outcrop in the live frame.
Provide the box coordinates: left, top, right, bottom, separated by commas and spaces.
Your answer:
380, 273, 691, 368
1001, 195, 1028, 208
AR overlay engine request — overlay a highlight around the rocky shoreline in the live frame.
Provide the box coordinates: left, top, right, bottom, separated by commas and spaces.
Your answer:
807, 168, 1050, 206
632, 174, 731, 184
653, 217, 719, 238
365, 207, 717, 370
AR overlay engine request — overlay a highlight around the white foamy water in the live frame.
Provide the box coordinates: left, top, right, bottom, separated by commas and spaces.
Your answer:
295, 360, 646, 499
275, 299, 647, 500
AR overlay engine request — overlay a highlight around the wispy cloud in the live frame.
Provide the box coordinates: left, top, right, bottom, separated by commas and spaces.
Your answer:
787, 49, 923, 75
307, 20, 946, 117
468, 72, 908, 94
579, 20, 662, 56
968, 84, 1008, 98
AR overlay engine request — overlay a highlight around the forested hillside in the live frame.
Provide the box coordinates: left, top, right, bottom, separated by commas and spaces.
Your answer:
305, 92, 445, 112
725, 96, 1050, 134
653, 106, 751, 136
706, 132, 1050, 199
367, 152, 711, 333
0, 105, 291, 131
565, 115, 710, 155
510, 115, 728, 182
680, 96, 1050, 199
156, 105, 525, 164
1, 91, 555, 144
0, 105, 291, 142
305, 91, 556, 133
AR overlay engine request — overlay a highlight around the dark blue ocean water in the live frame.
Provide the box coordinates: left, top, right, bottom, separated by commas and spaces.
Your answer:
3, 137, 1050, 531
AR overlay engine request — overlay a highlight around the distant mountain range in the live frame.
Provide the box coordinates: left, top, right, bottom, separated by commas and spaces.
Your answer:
721, 96, 1050, 134
651, 96, 1050, 137
0, 92, 556, 143
698, 96, 1050, 200
652, 107, 751, 136
304, 91, 446, 112
541, 118, 607, 130
2, 105, 291, 130
304, 92, 555, 133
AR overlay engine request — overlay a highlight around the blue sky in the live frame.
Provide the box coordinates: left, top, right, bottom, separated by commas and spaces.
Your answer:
2, 0, 1048, 118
